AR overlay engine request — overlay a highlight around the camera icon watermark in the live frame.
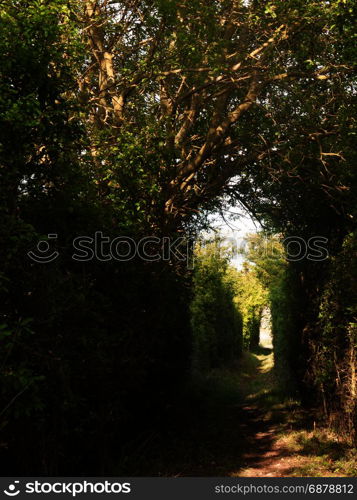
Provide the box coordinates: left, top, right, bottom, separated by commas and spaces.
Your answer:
4, 481, 20, 497
27, 234, 59, 264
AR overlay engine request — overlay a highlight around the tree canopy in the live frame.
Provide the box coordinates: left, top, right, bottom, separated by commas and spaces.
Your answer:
0, 0, 357, 474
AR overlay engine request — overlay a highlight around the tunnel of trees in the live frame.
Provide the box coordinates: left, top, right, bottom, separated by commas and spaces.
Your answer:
0, 0, 356, 475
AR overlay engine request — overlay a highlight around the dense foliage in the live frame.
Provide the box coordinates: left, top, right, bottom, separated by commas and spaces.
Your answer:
231, 263, 268, 350
191, 241, 243, 373
242, 234, 302, 391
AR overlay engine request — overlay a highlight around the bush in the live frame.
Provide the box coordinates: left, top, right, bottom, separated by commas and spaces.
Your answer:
191, 241, 243, 373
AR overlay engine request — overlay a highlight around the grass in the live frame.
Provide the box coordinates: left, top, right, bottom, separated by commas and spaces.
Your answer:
115, 346, 357, 477
229, 348, 357, 477
274, 428, 357, 476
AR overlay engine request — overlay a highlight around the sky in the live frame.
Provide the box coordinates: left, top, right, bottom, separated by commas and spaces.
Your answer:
207, 206, 262, 268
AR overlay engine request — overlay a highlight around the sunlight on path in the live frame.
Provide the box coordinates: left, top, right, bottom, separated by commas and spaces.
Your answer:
259, 307, 272, 349
159, 314, 356, 477
230, 339, 357, 477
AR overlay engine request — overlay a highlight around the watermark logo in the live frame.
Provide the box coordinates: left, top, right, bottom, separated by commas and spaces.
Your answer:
4, 481, 20, 497
27, 234, 59, 264
27, 232, 329, 268
2, 480, 132, 497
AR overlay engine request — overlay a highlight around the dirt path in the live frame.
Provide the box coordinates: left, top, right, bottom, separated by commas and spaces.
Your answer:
210, 349, 354, 478
228, 350, 307, 477
132, 347, 355, 476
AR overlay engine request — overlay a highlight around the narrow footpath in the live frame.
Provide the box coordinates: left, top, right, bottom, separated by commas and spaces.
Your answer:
128, 332, 356, 477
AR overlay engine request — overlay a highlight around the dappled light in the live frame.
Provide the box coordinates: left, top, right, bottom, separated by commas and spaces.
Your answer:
0, 0, 356, 478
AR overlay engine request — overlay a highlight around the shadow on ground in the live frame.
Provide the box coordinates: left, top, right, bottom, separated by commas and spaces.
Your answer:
114, 348, 357, 477
251, 346, 273, 356
116, 350, 285, 476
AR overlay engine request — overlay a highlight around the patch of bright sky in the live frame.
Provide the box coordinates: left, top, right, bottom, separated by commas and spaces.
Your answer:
206, 206, 262, 269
